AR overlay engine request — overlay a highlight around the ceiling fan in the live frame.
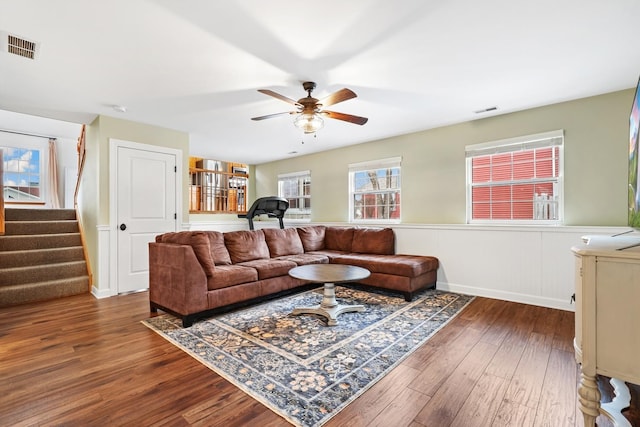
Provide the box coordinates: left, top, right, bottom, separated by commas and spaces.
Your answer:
251, 81, 368, 134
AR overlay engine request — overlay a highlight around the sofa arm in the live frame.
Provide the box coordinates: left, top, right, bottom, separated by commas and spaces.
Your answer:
149, 242, 209, 317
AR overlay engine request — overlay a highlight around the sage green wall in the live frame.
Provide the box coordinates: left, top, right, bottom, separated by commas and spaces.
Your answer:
92, 115, 190, 224
255, 89, 633, 226
78, 115, 189, 287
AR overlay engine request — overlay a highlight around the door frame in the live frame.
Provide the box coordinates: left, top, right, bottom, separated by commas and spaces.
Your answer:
108, 138, 183, 294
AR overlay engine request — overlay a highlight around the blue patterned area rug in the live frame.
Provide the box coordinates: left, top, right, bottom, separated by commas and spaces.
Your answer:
143, 286, 474, 427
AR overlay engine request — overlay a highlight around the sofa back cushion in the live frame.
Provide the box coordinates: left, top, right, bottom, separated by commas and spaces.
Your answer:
297, 226, 326, 251
224, 230, 271, 264
156, 231, 215, 276
203, 231, 232, 265
324, 227, 354, 252
262, 228, 304, 257
351, 227, 395, 255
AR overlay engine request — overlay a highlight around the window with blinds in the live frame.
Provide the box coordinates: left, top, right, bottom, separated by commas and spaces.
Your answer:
466, 130, 564, 223
349, 157, 401, 222
278, 170, 311, 220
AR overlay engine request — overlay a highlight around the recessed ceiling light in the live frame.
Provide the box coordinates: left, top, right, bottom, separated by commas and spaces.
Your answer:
112, 105, 127, 113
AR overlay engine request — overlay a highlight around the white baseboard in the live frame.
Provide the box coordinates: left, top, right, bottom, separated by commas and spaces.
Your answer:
91, 285, 113, 299
437, 281, 575, 312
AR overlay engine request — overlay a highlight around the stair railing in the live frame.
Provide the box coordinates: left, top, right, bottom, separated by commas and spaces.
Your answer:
74, 125, 86, 207
73, 125, 93, 288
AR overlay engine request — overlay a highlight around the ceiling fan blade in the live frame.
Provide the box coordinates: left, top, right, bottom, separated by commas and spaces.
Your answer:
323, 110, 368, 125
320, 88, 357, 107
251, 111, 294, 121
258, 89, 301, 106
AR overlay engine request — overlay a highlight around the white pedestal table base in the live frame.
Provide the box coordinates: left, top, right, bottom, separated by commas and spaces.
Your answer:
291, 283, 364, 326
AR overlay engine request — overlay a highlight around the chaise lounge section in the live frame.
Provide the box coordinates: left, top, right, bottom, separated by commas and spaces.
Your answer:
149, 225, 438, 326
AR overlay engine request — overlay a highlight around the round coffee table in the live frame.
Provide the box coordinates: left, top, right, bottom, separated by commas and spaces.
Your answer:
288, 264, 371, 326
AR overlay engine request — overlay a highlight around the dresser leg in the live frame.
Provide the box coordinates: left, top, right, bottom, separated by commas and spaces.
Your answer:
578, 371, 601, 426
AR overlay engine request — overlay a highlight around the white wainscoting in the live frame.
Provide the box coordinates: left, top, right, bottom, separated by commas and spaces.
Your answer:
92, 222, 192, 299
190, 220, 629, 311
92, 225, 114, 298
392, 224, 627, 311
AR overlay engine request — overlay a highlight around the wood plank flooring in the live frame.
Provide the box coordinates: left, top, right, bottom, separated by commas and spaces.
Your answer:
0, 291, 633, 426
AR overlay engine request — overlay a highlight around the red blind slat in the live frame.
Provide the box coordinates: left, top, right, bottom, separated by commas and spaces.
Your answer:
491, 185, 511, 202
470, 145, 560, 221
491, 202, 512, 219
473, 166, 491, 183
472, 186, 491, 201
513, 202, 533, 219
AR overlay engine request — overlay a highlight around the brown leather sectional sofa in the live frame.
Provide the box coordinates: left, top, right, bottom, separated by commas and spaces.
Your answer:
149, 225, 439, 326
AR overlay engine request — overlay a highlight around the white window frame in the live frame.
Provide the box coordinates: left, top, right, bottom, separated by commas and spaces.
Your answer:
278, 170, 311, 221
349, 156, 401, 223
465, 130, 564, 225
1, 132, 48, 205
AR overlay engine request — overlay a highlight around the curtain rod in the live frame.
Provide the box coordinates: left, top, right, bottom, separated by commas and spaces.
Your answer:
0, 129, 57, 140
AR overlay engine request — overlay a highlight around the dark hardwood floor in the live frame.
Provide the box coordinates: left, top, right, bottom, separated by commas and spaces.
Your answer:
0, 291, 634, 426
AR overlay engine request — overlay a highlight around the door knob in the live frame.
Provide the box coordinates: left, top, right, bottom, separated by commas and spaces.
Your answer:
120, 223, 127, 231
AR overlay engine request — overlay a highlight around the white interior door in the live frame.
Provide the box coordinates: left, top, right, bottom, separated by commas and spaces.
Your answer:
117, 146, 176, 293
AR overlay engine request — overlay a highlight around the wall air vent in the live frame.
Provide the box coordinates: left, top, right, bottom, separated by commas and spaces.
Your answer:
1, 31, 39, 60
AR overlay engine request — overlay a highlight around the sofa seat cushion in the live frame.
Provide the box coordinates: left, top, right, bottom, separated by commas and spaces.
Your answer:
207, 265, 258, 290
203, 231, 232, 265
330, 254, 439, 278
263, 228, 304, 257
297, 226, 326, 251
351, 228, 395, 255
224, 230, 270, 263
275, 253, 330, 266
156, 231, 215, 276
237, 259, 297, 280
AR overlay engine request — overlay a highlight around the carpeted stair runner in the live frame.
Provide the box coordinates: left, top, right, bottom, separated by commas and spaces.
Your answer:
0, 208, 89, 306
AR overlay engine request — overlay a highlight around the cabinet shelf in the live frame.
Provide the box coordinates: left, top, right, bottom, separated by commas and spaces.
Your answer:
189, 158, 248, 214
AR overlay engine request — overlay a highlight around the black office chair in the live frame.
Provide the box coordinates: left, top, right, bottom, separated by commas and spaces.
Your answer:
238, 196, 289, 230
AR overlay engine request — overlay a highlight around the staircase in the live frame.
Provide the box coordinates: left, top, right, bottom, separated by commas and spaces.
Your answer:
0, 208, 90, 307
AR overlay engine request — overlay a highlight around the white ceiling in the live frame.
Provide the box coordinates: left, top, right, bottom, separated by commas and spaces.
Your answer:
1, 0, 639, 164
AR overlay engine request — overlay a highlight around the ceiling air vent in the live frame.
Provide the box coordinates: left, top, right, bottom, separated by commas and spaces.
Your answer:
1, 31, 39, 60
474, 106, 498, 114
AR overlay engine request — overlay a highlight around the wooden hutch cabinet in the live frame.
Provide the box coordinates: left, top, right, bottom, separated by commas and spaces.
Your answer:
189, 157, 248, 214
573, 235, 640, 427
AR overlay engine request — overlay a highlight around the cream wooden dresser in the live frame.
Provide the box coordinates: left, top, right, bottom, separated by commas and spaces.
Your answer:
573, 236, 640, 427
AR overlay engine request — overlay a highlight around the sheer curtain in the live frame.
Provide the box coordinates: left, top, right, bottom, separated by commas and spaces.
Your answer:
48, 138, 61, 208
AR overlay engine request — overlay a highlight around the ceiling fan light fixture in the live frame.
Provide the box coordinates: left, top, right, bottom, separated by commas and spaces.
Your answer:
294, 112, 324, 134
252, 82, 367, 131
